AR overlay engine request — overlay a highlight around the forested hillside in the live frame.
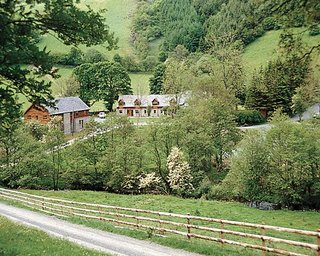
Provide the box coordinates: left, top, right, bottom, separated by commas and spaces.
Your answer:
132, 0, 320, 54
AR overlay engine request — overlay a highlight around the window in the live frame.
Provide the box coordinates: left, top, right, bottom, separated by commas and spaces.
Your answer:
43, 115, 48, 120
27, 115, 31, 119
153, 110, 157, 114
79, 120, 84, 129
135, 110, 140, 114
119, 110, 123, 114
144, 110, 147, 114
35, 115, 38, 120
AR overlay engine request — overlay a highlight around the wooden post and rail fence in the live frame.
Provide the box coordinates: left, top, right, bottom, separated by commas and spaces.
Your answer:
0, 188, 319, 256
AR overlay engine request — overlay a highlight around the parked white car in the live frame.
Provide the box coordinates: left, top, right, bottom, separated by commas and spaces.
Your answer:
98, 112, 106, 118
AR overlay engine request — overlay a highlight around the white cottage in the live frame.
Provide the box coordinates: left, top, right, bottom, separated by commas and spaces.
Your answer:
116, 94, 188, 117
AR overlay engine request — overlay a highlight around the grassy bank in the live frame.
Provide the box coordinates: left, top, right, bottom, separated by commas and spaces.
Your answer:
242, 28, 320, 79
0, 216, 107, 256
3, 189, 317, 256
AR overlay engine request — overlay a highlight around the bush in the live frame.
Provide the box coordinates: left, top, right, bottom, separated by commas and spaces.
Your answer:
262, 17, 280, 31
83, 49, 106, 63
309, 24, 320, 36
142, 56, 158, 71
235, 110, 266, 126
217, 121, 320, 209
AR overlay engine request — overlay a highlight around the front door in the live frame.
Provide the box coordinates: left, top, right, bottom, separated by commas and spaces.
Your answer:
127, 110, 133, 117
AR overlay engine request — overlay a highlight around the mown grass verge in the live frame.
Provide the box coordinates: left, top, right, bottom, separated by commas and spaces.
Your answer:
0, 215, 107, 256
1, 190, 319, 256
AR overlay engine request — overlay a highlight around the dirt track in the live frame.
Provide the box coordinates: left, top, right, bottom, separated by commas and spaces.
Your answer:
0, 203, 201, 256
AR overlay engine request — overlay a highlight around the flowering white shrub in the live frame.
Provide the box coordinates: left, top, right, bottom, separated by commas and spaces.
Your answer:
139, 172, 161, 191
167, 147, 194, 197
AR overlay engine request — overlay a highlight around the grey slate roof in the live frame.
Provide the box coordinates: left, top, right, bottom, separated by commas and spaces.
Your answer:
117, 94, 189, 108
45, 97, 89, 115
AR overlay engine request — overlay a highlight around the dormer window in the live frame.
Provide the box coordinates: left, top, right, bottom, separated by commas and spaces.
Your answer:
152, 98, 159, 105
134, 99, 141, 106
118, 99, 125, 106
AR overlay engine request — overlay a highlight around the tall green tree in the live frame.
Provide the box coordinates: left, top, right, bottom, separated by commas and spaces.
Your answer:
64, 120, 106, 190
74, 61, 132, 111
246, 32, 311, 115
163, 58, 192, 106
149, 64, 165, 94
46, 117, 65, 190
208, 34, 246, 105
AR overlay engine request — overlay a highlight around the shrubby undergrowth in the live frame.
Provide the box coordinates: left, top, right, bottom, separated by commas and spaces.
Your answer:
213, 117, 320, 209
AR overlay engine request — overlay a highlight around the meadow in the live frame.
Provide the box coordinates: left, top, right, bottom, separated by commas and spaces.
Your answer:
37, 0, 138, 58
242, 28, 320, 79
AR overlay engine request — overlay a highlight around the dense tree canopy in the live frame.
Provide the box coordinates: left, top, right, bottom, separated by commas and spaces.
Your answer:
149, 64, 165, 94
214, 117, 320, 209
74, 61, 132, 111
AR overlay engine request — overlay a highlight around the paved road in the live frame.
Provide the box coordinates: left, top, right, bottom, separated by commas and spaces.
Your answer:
0, 203, 200, 256
239, 103, 320, 131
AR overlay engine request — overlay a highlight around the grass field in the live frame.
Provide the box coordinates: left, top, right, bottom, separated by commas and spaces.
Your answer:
38, 0, 138, 59
0, 216, 107, 256
6, 189, 318, 256
243, 28, 320, 79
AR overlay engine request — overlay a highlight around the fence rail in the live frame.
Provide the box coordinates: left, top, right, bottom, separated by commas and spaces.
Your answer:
0, 188, 319, 256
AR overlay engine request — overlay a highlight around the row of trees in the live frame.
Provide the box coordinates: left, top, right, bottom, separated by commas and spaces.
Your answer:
52, 48, 107, 66
51, 47, 159, 72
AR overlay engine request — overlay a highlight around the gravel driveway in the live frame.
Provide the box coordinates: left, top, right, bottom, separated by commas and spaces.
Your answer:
0, 203, 201, 256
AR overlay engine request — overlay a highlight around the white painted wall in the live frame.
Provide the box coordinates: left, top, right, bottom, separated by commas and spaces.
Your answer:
63, 113, 71, 134
74, 116, 89, 133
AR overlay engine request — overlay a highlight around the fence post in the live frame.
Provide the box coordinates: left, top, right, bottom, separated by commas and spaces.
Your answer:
317, 229, 320, 256
158, 213, 164, 235
220, 221, 225, 247
136, 210, 139, 229
260, 226, 266, 256
187, 213, 191, 239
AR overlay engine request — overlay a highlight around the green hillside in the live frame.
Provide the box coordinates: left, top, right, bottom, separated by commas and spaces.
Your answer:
38, 0, 138, 58
243, 28, 320, 79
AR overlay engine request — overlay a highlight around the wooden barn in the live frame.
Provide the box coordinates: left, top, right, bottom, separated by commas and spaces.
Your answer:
24, 97, 90, 134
